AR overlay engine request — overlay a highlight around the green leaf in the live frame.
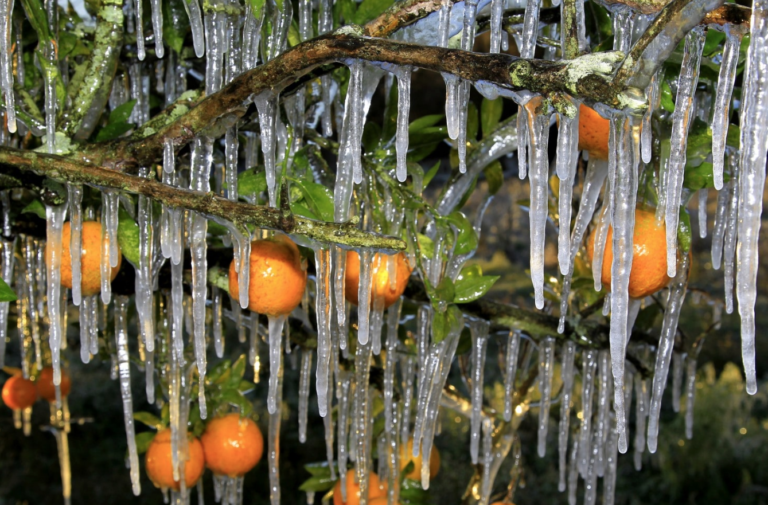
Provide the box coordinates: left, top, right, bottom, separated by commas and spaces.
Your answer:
677, 206, 692, 253
660, 79, 675, 113
207, 359, 232, 385
291, 201, 318, 220
117, 206, 140, 266
362, 121, 381, 152
135, 431, 156, 455
0, 277, 17, 302
726, 124, 740, 150
434, 277, 455, 304
457, 264, 482, 280
634, 304, 662, 333
408, 114, 444, 133
21, 199, 46, 219
446, 211, 478, 256
400, 477, 430, 503
484, 160, 503, 195
353, 0, 393, 24
238, 380, 255, 393
133, 412, 164, 430
229, 354, 247, 385
423, 161, 440, 189
703, 29, 726, 57
432, 304, 464, 344
453, 275, 500, 303
239, 169, 267, 197
95, 100, 137, 142
290, 179, 335, 222
416, 233, 434, 259
466, 102, 479, 142
219, 389, 253, 416
304, 461, 334, 477
163, 0, 191, 54
299, 475, 337, 492
481, 97, 504, 138
247, 0, 266, 21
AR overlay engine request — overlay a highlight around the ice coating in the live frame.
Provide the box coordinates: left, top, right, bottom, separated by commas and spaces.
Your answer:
641, 71, 662, 164
489, 0, 503, 53
298, 348, 312, 443
115, 296, 141, 495
137, 167, 155, 353
520, 0, 540, 59
0, 0, 16, 133
190, 212, 208, 418
558, 341, 576, 491
526, 103, 551, 309
711, 169, 732, 270
68, 185, 83, 306
384, 299, 402, 432
46, 203, 67, 386
647, 254, 690, 453
556, 105, 580, 275
469, 319, 490, 464
595, 350, 611, 476
183, 0, 205, 57
395, 66, 412, 182
357, 249, 374, 345
723, 154, 740, 314
577, 349, 597, 476
736, 0, 768, 395
254, 93, 279, 208
315, 248, 333, 416
698, 189, 708, 239
0, 239, 14, 368
268, 333, 284, 505
711, 25, 743, 189
267, 315, 287, 414
537, 337, 555, 458
503, 330, 522, 422
213, 287, 224, 358
664, 26, 706, 278
684, 356, 698, 439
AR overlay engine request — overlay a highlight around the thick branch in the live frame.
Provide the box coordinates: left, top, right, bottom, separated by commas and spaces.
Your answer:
0, 147, 405, 250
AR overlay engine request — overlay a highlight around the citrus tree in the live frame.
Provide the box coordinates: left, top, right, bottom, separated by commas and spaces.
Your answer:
0, 0, 765, 502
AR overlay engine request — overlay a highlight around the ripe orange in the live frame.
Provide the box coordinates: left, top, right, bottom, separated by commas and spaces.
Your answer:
586, 208, 671, 299
399, 438, 441, 480
2, 375, 37, 410
59, 221, 122, 296
344, 251, 412, 308
578, 104, 610, 161
333, 469, 387, 505
200, 413, 264, 477
228, 236, 307, 316
145, 429, 205, 490
36, 367, 71, 403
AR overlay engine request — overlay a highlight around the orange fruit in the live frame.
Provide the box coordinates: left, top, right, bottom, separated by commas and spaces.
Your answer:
200, 413, 264, 477
145, 429, 206, 490
586, 208, 671, 299
58, 221, 122, 296
369, 499, 399, 505
578, 104, 610, 161
228, 236, 307, 316
333, 469, 387, 505
399, 438, 440, 480
36, 367, 71, 403
2, 375, 37, 410
344, 251, 412, 308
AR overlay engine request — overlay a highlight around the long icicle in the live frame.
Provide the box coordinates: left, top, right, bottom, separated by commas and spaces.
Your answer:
558, 341, 576, 491
46, 203, 67, 386
526, 100, 551, 309
711, 24, 743, 189
115, 296, 141, 495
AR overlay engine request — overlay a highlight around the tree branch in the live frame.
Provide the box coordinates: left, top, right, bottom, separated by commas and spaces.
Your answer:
0, 147, 405, 250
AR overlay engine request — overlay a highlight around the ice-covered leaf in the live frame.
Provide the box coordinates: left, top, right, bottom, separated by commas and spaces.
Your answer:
353, 0, 393, 24
219, 389, 253, 415
95, 100, 137, 142
417, 233, 435, 259
299, 475, 336, 492
239, 169, 267, 197
291, 179, 335, 222
229, 354, 247, 384
484, 160, 503, 195
447, 211, 478, 255
677, 207, 692, 253
135, 431, 156, 455
454, 275, 499, 303
0, 277, 17, 302
208, 359, 232, 384
21, 199, 45, 219
117, 206, 140, 266
162, 0, 191, 54
481, 97, 504, 138
304, 461, 334, 477
431, 304, 463, 344
434, 276, 455, 304
423, 161, 440, 188
133, 411, 164, 430
457, 264, 482, 280
409, 114, 444, 133
466, 102, 479, 142
661, 79, 675, 113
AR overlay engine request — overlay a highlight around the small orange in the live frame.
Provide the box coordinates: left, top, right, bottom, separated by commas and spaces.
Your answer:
228, 236, 307, 316
578, 104, 610, 161
36, 367, 71, 403
586, 208, 671, 299
2, 375, 37, 410
58, 221, 122, 296
201, 413, 264, 477
344, 251, 412, 308
333, 469, 387, 505
399, 438, 441, 480
145, 429, 206, 490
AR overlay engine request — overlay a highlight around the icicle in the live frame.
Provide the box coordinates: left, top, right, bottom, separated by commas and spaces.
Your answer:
386, 404, 402, 505
323, 384, 336, 480
526, 102, 550, 309
711, 172, 732, 269
594, 350, 611, 476
0, 0, 16, 133
647, 254, 690, 453
633, 374, 648, 470
556, 105, 580, 275
135, 0, 146, 60
150, 0, 163, 57
444, 74, 461, 140
395, 67, 412, 182
145, 348, 155, 404
253, 93, 279, 207
578, 349, 597, 476
503, 331, 521, 422
735, 0, 768, 395
315, 248, 333, 417
664, 27, 706, 278
400, 355, 416, 445
267, 315, 287, 414
602, 419, 619, 505
567, 436, 580, 505
183, 0, 205, 57
559, 159, 609, 332
115, 296, 141, 495
190, 212, 208, 418
171, 258, 185, 359
684, 356, 697, 439
383, 302, 403, 433
438, 1, 451, 47
100, 195, 113, 304
520, 0, 540, 59
337, 370, 352, 501
641, 71, 662, 164
298, 348, 312, 443
671, 352, 685, 412
479, 417, 494, 502
461, 0, 480, 51
608, 115, 640, 454
558, 341, 576, 491
0, 239, 14, 368
46, 203, 67, 386
537, 337, 555, 458
698, 189, 708, 238
469, 319, 490, 464
212, 287, 224, 358
352, 336, 373, 502
723, 154, 739, 313
68, 185, 83, 306
711, 25, 743, 189
137, 167, 155, 353
268, 337, 284, 505
489, 0, 503, 53
356, 249, 374, 345
518, 106, 529, 180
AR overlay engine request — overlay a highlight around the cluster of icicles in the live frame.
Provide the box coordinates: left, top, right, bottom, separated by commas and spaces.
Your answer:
0, 0, 767, 501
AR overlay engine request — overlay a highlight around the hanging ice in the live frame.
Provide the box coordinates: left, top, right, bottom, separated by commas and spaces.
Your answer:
469, 319, 490, 464
558, 341, 576, 491
137, 167, 155, 353
723, 155, 739, 314
298, 348, 312, 443
0, 0, 16, 133
115, 297, 141, 495
395, 67, 412, 183
46, 203, 67, 386
711, 25, 743, 189
315, 248, 333, 417
526, 102, 550, 309
383, 299, 402, 433
0, 238, 15, 368
641, 71, 661, 164
489, 0, 503, 53
578, 349, 597, 476
254, 93, 279, 208
556, 105, 580, 275
537, 337, 555, 458
503, 330, 521, 422
735, 0, 768, 396
183, 0, 205, 57
68, 185, 83, 306
356, 249, 374, 345
647, 254, 690, 453
520, 0, 540, 59
267, 315, 287, 414
664, 27, 706, 278
268, 335, 284, 505
213, 287, 224, 358
684, 356, 698, 439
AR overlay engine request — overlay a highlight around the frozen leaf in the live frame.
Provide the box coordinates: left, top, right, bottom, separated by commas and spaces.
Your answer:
481, 97, 503, 138
484, 160, 503, 195
21, 199, 46, 219
0, 277, 17, 302
135, 432, 156, 455
95, 100, 137, 142
453, 275, 500, 303
117, 207, 140, 266
133, 411, 164, 430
